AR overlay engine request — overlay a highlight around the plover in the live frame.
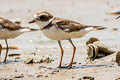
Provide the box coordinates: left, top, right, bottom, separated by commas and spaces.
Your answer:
0, 17, 39, 63
29, 11, 106, 68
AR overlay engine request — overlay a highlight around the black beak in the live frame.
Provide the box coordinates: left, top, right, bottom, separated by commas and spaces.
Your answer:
29, 19, 36, 24
29, 28, 40, 31
116, 16, 120, 20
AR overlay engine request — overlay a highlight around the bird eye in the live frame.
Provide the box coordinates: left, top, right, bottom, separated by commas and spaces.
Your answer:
39, 15, 49, 21
40, 15, 47, 19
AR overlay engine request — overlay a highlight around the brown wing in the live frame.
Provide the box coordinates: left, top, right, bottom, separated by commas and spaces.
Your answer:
54, 17, 88, 32
0, 17, 21, 31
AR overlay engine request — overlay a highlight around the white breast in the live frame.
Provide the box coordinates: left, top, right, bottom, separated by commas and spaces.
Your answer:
42, 25, 69, 40
41, 25, 89, 40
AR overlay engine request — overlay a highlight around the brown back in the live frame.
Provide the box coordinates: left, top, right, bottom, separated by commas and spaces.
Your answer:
0, 17, 21, 31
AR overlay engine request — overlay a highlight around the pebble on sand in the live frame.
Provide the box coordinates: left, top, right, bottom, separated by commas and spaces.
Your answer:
24, 54, 54, 64
8, 53, 21, 57
79, 76, 95, 80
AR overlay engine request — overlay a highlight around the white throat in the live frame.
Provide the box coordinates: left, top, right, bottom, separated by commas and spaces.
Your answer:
36, 17, 54, 29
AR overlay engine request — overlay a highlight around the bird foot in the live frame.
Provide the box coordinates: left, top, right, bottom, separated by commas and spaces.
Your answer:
57, 65, 72, 69
3, 59, 7, 63
57, 65, 67, 68
66, 64, 72, 69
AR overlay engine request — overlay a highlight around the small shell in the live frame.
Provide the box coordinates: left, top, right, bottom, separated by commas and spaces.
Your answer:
24, 58, 33, 64
87, 44, 98, 60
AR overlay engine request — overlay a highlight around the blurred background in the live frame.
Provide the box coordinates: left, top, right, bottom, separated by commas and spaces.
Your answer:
0, 0, 120, 79
0, 0, 120, 50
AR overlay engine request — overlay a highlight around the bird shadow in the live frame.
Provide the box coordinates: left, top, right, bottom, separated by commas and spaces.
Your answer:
53, 64, 108, 70
0, 60, 23, 66
72, 64, 107, 69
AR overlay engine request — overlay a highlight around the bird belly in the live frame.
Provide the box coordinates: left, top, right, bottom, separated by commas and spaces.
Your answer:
42, 26, 71, 40
0, 29, 23, 39
41, 26, 89, 40
69, 30, 89, 38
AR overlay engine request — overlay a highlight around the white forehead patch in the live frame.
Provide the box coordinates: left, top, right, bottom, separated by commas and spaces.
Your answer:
34, 14, 37, 18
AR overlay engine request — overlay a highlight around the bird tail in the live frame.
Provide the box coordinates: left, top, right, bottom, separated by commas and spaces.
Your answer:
85, 25, 106, 31
92, 26, 106, 30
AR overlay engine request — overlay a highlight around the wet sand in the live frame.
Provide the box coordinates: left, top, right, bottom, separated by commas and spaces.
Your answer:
0, 0, 120, 80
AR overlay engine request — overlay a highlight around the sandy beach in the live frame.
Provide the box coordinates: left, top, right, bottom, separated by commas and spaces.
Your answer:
0, 0, 120, 80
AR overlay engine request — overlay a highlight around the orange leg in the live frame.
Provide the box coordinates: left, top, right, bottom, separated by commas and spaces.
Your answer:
67, 39, 76, 68
3, 39, 9, 63
0, 44, 2, 63
57, 41, 64, 68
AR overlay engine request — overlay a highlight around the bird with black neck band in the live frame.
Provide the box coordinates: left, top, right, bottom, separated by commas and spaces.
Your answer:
29, 11, 106, 68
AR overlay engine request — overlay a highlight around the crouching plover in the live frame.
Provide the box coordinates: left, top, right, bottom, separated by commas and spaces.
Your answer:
29, 11, 106, 68
0, 17, 39, 63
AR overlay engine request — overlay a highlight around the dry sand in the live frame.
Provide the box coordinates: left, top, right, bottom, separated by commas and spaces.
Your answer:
0, 0, 120, 80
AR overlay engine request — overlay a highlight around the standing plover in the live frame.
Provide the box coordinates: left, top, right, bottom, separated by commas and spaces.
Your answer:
29, 11, 106, 68
0, 17, 39, 63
